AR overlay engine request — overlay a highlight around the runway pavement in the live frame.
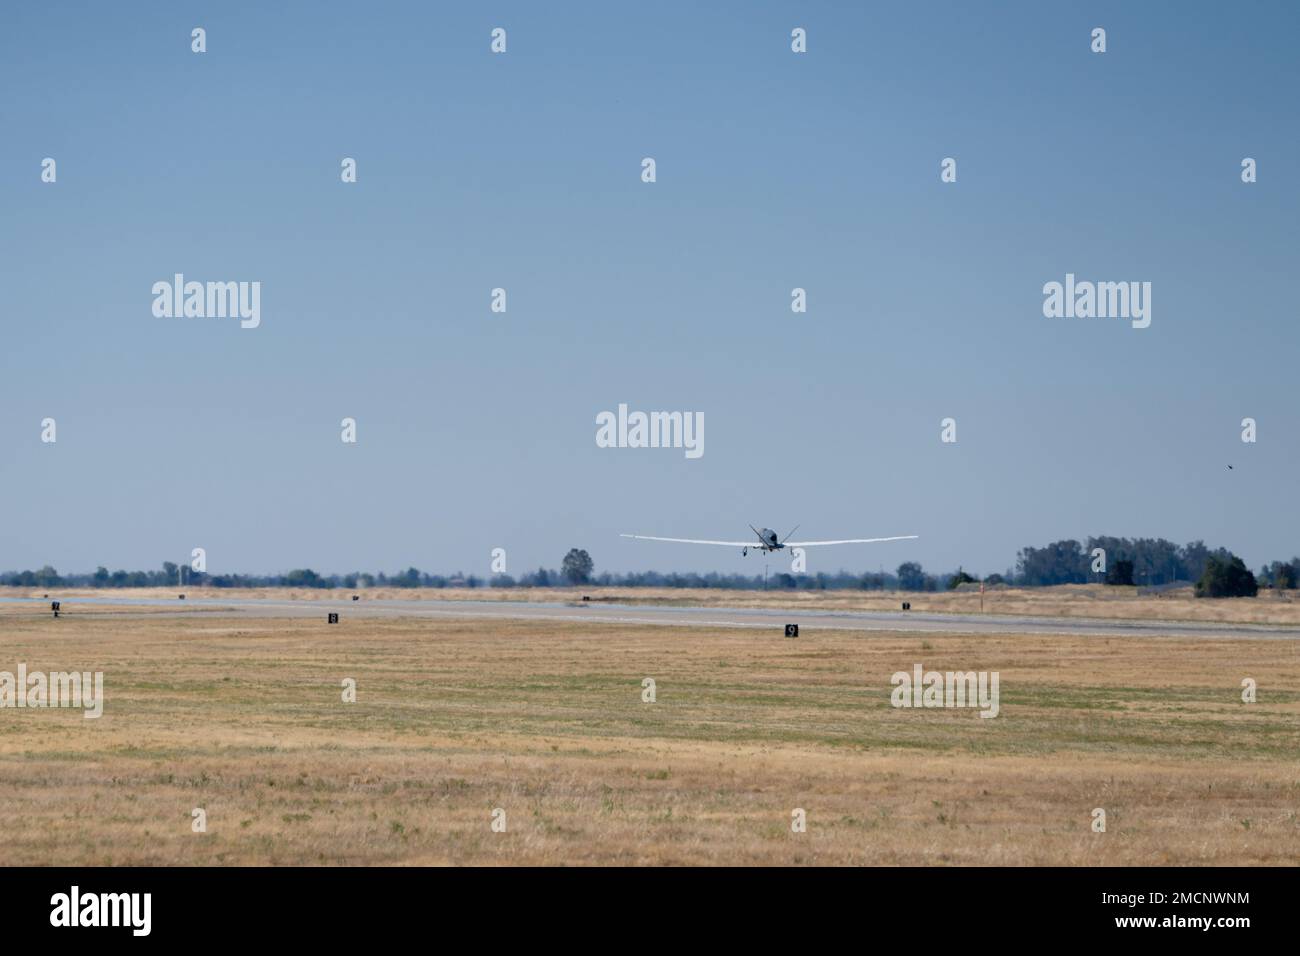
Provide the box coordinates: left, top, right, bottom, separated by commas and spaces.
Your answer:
5, 596, 1300, 639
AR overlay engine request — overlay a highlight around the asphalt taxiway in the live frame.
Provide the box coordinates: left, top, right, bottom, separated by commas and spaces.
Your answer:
6, 596, 1299, 639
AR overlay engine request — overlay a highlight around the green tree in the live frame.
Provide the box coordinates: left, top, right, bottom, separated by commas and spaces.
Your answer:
897, 561, 925, 591
33, 565, 61, 587
1269, 561, 1298, 589
1195, 555, 1257, 598
1106, 559, 1135, 586
1016, 540, 1087, 585
561, 549, 594, 585
947, 567, 977, 589
284, 568, 323, 588
1178, 540, 1211, 582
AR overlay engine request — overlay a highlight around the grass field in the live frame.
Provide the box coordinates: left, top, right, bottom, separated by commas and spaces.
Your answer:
1, 602, 1297, 865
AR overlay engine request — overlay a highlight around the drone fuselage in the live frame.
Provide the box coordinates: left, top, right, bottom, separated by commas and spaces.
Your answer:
742, 528, 783, 555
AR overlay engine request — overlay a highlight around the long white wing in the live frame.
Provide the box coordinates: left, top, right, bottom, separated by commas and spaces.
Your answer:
620, 534, 758, 547
785, 535, 919, 547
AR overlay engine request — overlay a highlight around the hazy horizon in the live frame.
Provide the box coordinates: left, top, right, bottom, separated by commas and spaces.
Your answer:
0, 528, 1275, 582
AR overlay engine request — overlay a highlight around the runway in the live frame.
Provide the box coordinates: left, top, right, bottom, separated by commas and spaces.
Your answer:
5, 596, 1300, 639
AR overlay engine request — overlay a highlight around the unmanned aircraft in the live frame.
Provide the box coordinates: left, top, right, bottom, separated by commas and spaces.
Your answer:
620, 525, 918, 557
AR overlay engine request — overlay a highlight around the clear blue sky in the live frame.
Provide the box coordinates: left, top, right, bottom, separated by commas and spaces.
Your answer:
2, 1, 1297, 578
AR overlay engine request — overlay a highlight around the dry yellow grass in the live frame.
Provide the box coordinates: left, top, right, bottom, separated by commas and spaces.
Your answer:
0, 603, 1296, 865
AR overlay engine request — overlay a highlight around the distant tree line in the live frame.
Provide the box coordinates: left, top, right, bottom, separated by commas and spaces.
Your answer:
5, 538, 1295, 599
1014, 536, 1291, 598
1016, 537, 1223, 587
0, 564, 908, 592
